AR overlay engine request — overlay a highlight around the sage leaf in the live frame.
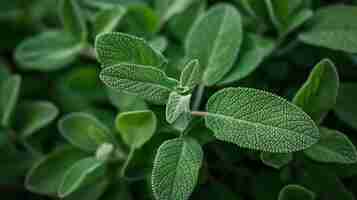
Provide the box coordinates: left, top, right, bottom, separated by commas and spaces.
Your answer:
155, 0, 198, 24
334, 83, 357, 130
304, 127, 357, 164
58, 157, 105, 198
59, 0, 87, 41
166, 92, 191, 132
185, 3, 243, 86
65, 178, 109, 200
95, 32, 167, 68
149, 36, 168, 53
152, 137, 203, 200
261, 152, 293, 169
15, 31, 84, 71
205, 87, 319, 153
58, 113, 116, 152
16, 101, 59, 138
219, 33, 275, 85
299, 5, 357, 53
94, 6, 126, 35
25, 147, 87, 195
293, 59, 339, 124
0, 75, 21, 127
179, 59, 201, 91
278, 185, 315, 200
115, 110, 157, 149
100, 63, 178, 105
281, 9, 313, 38
107, 88, 148, 111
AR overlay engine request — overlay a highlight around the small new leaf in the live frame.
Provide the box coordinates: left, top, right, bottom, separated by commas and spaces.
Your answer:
304, 127, 357, 164
278, 185, 315, 200
179, 59, 201, 90
95, 32, 167, 68
205, 87, 319, 153
100, 63, 178, 105
261, 152, 293, 169
0, 75, 21, 127
166, 92, 192, 132
185, 3, 242, 86
152, 137, 203, 200
293, 59, 339, 124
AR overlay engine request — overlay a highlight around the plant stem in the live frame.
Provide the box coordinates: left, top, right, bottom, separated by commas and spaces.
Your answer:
191, 111, 208, 117
120, 148, 135, 178
192, 84, 205, 111
80, 45, 97, 61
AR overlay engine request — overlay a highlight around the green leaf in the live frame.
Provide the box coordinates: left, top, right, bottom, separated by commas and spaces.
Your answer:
115, 110, 157, 149
205, 87, 319, 153
219, 33, 275, 85
58, 157, 105, 198
95, 32, 167, 68
185, 3, 243, 86
152, 137, 203, 200
304, 127, 357, 164
25, 147, 87, 195
149, 36, 168, 53
179, 59, 201, 91
166, 92, 191, 132
334, 83, 357, 130
59, 0, 87, 40
278, 185, 315, 200
293, 59, 339, 124
299, 5, 357, 53
281, 9, 313, 38
155, 0, 198, 24
100, 63, 178, 105
15, 31, 84, 71
65, 178, 109, 200
0, 75, 21, 127
261, 152, 293, 169
16, 101, 59, 138
94, 6, 126, 35
58, 113, 116, 152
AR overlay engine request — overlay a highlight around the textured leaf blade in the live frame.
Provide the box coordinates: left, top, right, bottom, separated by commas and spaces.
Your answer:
95, 32, 167, 68
100, 64, 178, 105
166, 92, 192, 132
334, 83, 357, 130
205, 87, 319, 153
15, 31, 84, 71
59, 0, 87, 40
155, 0, 198, 24
149, 36, 168, 53
278, 185, 315, 200
185, 3, 242, 86
304, 127, 357, 164
219, 33, 275, 84
179, 59, 201, 90
58, 157, 105, 198
115, 110, 157, 149
152, 137, 203, 200
261, 152, 293, 169
293, 59, 339, 124
299, 5, 357, 53
94, 6, 126, 35
0, 75, 21, 127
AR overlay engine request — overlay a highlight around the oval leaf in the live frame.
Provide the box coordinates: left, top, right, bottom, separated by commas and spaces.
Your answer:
59, 0, 87, 40
152, 137, 203, 200
179, 59, 201, 90
185, 3, 242, 86
115, 110, 157, 149
278, 185, 315, 200
94, 6, 126, 35
334, 83, 357, 131
0, 75, 21, 127
166, 92, 192, 132
155, 0, 198, 24
205, 87, 319, 153
261, 152, 293, 169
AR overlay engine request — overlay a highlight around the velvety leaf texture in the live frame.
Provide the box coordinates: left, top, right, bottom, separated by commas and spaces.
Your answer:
293, 59, 339, 124
304, 127, 357, 164
166, 92, 191, 125
334, 83, 357, 131
299, 5, 357, 53
278, 185, 315, 200
261, 152, 293, 169
179, 59, 201, 90
152, 137, 203, 200
95, 32, 167, 68
185, 3, 242, 86
0, 75, 21, 127
100, 63, 178, 105
205, 87, 320, 153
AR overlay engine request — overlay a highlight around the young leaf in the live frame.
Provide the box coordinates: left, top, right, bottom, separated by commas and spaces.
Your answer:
16, 101, 59, 138
299, 5, 357, 53
293, 59, 339, 124
334, 83, 357, 130
58, 113, 115, 152
59, 0, 87, 40
149, 36, 168, 53
15, 31, 84, 71
261, 152, 293, 169
152, 137, 203, 200
100, 63, 178, 105
0, 75, 21, 127
155, 0, 198, 24
94, 6, 126, 35
166, 92, 191, 132
278, 185, 315, 200
304, 127, 357, 164
179, 59, 201, 90
25, 147, 87, 195
205, 87, 319, 153
185, 3, 243, 86
115, 110, 157, 149
95, 32, 167, 68
58, 157, 105, 198
219, 33, 275, 85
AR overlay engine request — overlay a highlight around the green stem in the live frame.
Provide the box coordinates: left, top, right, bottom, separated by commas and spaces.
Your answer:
192, 85, 205, 111
80, 45, 97, 61
120, 148, 135, 178
191, 111, 208, 117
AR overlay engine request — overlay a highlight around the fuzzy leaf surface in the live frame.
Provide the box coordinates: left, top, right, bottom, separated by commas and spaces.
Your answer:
179, 59, 201, 90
